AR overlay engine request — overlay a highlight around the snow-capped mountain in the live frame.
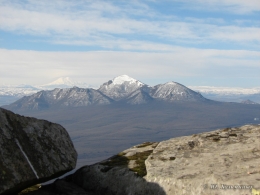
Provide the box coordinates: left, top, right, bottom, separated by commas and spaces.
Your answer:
0, 77, 91, 106
3, 75, 211, 111
151, 82, 206, 102
98, 75, 146, 101
39, 77, 90, 89
39, 77, 75, 88
0, 84, 40, 106
98, 75, 206, 103
0, 85, 39, 97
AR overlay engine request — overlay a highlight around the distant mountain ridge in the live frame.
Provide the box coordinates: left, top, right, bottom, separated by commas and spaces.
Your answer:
4, 75, 208, 111
0, 77, 91, 106
2, 76, 260, 106
7, 87, 114, 110
189, 86, 260, 103
38, 77, 90, 89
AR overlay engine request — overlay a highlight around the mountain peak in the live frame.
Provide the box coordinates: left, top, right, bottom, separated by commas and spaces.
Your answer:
39, 77, 91, 89
43, 77, 74, 86
98, 75, 145, 101
112, 75, 144, 86
151, 81, 206, 102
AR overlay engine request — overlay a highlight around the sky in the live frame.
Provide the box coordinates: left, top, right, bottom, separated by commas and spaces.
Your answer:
0, 0, 259, 87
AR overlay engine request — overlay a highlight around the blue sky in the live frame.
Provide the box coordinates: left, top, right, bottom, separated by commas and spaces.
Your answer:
0, 0, 259, 87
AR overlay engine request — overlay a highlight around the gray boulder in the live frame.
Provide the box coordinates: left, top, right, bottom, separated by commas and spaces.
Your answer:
62, 125, 260, 195
0, 108, 77, 194
145, 125, 260, 195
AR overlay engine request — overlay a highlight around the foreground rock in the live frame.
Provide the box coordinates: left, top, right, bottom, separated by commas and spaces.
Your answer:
0, 108, 77, 195
145, 125, 260, 195
28, 125, 260, 195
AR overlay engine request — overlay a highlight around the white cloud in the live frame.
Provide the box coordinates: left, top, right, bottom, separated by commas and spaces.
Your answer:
0, 49, 259, 86
179, 0, 260, 14
0, 0, 259, 51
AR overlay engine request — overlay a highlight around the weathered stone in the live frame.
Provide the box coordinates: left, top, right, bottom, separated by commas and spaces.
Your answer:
145, 125, 260, 195
0, 108, 77, 195
33, 125, 260, 195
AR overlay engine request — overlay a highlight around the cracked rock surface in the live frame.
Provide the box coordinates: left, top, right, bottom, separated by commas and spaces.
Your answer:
0, 108, 77, 195
145, 125, 260, 195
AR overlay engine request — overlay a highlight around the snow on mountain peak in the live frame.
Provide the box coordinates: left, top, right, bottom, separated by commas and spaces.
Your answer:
38, 77, 91, 89
43, 77, 75, 86
112, 75, 144, 86
165, 81, 177, 85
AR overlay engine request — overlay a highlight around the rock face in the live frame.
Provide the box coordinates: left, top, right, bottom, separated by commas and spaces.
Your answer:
0, 108, 77, 195
145, 125, 260, 195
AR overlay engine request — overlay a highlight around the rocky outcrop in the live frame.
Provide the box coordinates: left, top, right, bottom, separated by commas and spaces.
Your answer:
0, 108, 77, 195
32, 142, 166, 195
145, 125, 260, 195
24, 125, 260, 195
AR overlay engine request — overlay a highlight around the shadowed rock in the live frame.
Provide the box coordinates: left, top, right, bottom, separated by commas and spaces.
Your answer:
62, 125, 260, 195
0, 108, 77, 195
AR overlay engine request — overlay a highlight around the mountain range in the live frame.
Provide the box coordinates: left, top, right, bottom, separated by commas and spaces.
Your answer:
189, 85, 260, 103
1, 76, 260, 107
0, 77, 90, 106
4, 75, 208, 111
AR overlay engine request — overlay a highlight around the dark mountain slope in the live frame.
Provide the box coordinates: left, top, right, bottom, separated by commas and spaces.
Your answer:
5, 87, 113, 111
4, 76, 209, 112
150, 81, 206, 102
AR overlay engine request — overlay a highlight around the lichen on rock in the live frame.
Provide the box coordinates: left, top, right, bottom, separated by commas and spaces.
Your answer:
145, 125, 260, 195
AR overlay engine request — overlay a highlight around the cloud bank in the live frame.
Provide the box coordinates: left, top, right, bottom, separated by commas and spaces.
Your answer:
1, 49, 259, 87
0, 1, 259, 87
